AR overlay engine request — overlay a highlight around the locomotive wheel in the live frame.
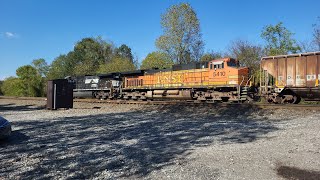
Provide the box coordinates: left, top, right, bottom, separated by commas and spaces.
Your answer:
291, 96, 301, 104
281, 94, 301, 104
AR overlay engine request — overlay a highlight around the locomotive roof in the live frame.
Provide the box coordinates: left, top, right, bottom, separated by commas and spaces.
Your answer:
172, 62, 208, 71
142, 62, 209, 75
144, 68, 172, 74
120, 70, 145, 76
97, 73, 121, 78
261, 51, 320, 60
211, 57, 235, 62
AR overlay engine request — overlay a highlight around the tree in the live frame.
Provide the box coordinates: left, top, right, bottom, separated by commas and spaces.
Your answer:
16, 65, 44, 97
200, 51, 223, 62
46, 37, 137, 78
312, 17, 320, 51
47, 37, 119, 78
1, 77, 23, 96
156, 3, 204, 64
261, 22, 301, 56
115, 44, 133, 63
227, 40, 264, 84
32, 58, 49, 77
140, 51, 174, 70
97, 57, 136, 74
47, 53, 77, 79
72, 37, 106, 75
298, 39, 316, 52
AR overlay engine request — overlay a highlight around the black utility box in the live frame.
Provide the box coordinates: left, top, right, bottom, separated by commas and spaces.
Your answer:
47, 79, 73, 110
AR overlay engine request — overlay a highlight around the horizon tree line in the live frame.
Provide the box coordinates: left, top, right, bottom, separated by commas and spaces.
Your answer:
0, 3, 319, 97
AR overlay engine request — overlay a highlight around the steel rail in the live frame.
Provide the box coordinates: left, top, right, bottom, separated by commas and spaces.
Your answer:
1, 96, 320, 110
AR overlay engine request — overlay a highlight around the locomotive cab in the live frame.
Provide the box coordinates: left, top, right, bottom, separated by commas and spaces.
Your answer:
208, 58, 250, 86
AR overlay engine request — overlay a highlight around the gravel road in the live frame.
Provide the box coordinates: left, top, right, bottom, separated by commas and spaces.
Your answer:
0, 99, 319, 180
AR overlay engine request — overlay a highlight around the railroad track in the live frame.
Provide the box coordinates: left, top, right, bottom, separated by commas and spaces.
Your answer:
1, 96, 320, 110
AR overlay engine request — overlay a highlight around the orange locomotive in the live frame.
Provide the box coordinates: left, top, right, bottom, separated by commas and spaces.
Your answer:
122, 58, 252, 102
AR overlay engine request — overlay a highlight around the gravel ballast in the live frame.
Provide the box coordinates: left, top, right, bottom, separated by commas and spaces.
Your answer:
0, 99, 320, 179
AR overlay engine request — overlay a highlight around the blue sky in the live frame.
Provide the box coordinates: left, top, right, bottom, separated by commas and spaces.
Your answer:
1, 0, 319, 79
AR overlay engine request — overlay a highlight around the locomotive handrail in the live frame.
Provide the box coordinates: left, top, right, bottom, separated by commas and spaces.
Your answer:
246, 75, 253, 86
240, 76, 245, 86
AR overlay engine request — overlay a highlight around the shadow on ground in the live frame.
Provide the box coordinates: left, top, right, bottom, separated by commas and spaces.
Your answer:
0, 103, 44, 112
1, 104, 281, 179
277, 165, 320, 180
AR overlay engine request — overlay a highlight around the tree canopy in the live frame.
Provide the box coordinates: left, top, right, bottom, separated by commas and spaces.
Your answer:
200, 51, 223, 62
1, 77, 23, 96
115, 44, 134, 63
227, 40, 264, 80
32, 58, 49, 77
312, 17, 320, 51
46, 37, 136, 79
1, 65, 45, 97
156, 3, 204, 64
47, 54, 76, 80
140, 52, 174, 70
97, 57, 136, 74
261, 22, 301, 56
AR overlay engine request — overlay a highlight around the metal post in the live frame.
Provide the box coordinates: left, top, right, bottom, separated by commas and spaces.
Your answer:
54, 84, 56, 110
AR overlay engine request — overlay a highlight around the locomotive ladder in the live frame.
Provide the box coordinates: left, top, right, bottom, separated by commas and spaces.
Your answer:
239, 75, 253, 101
240, 86, 248, 101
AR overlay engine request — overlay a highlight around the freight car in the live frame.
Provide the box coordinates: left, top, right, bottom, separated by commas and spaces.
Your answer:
260, 51, 320, 103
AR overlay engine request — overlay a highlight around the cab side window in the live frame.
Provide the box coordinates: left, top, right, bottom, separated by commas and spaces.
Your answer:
215, 63, 224, 69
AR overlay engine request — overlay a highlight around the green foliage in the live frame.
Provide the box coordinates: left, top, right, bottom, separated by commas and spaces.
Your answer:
156, 3, 204, 64
47, 54, 75, 79
73, 37, 109, 75
140, 51, 174, 70
261, 22, 301, 56
97, 57, 136, 74
115, 44, 133, 63
15, 65, 44, 97
46, 37, 135, 78
32, 58, 49, 77
1, 77, 23, 96
200, 51, 223, 62
1, 65, 45, 97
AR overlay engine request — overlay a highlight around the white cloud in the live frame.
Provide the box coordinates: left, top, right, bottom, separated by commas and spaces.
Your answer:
2, 32, 18, 39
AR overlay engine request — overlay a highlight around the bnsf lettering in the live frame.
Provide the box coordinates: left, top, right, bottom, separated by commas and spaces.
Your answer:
157, 74, 184, 84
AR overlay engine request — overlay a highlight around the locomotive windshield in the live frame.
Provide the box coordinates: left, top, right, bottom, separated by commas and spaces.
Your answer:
210, 61, 224, 69
227, 59, 239, 67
